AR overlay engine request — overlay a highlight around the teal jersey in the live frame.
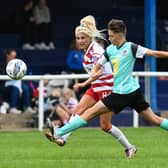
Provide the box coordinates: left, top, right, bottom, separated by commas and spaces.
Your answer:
105, 42, 146, 94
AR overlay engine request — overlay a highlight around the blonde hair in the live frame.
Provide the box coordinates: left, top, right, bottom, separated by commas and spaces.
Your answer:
75, 15, 105, 40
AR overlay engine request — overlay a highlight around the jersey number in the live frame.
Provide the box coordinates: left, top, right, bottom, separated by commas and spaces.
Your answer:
112, 58, 119, 76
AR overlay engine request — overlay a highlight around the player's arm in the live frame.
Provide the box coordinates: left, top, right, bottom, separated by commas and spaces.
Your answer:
90, 53, 108, 79
132, 43, 168, 59
73, 66, 103, 91
84, 51, 109, 84
145, 49, 168, 58
84, 66, 103, 84
73, 53, 107, 91
90, 63, 103, 79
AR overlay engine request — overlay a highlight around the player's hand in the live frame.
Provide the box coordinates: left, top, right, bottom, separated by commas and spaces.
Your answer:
90, 68, 103, 79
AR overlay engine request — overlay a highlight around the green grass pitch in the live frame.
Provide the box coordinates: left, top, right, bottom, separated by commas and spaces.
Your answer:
0, 127, 168, 168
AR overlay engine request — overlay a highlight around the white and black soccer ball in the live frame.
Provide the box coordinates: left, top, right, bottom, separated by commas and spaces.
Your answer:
6, 59, 27, 80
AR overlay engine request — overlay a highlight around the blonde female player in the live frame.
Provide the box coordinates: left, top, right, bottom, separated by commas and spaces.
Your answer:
45, 16, 136, 158
48, 18, 168, 158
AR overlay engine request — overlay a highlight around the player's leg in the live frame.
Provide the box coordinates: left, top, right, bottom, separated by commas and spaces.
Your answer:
100, 112, 136, 158
132, 89, 168, 131
100, 112, 134, 149
45, 94, 96, 144
61, 94, 96, 141
50, 93, 131, 145
51, 92, 122, 138
74, 94, 97, 115
50, 100, 108, 140
50, 93, 137, 157
140, 107, 168, 130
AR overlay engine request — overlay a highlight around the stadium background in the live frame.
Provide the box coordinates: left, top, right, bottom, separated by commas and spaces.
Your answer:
0, 0, 168, 127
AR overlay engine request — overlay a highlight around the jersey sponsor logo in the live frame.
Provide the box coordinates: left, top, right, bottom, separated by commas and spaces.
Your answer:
122, 49, 128, 56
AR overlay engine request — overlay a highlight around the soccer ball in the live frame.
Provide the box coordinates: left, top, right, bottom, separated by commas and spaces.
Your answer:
6, 59, 27, 80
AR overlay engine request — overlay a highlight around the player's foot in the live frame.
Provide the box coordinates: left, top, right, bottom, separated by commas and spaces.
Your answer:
44, 131, 66, 146
44, 131, 54, 142
56, 139, 66, 146
45, 118, 66, 146
125, 146, 137, 158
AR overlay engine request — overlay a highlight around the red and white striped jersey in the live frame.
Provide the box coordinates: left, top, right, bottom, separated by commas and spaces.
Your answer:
83, 41, 113, 92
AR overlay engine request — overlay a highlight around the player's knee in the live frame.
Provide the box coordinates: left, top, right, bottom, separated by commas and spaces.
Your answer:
100, 123, 112, 132
73, 106, 84, 115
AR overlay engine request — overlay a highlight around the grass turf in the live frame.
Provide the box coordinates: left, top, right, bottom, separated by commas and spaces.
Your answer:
0, 127, 168, 168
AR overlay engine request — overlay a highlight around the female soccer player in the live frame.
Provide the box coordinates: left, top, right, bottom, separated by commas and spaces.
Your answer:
49, 18, 168, 138
45, 16, 136, 158
49, 18, 168, 147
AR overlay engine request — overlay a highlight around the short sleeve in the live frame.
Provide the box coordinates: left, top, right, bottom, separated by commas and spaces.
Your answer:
136, 45, 148, 58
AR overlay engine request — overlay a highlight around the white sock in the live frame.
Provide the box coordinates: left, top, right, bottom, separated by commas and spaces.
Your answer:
108, 125, 133, 149
62, 132, 72, 141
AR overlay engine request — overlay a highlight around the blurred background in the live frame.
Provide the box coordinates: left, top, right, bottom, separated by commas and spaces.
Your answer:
0, 0, 168, 72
